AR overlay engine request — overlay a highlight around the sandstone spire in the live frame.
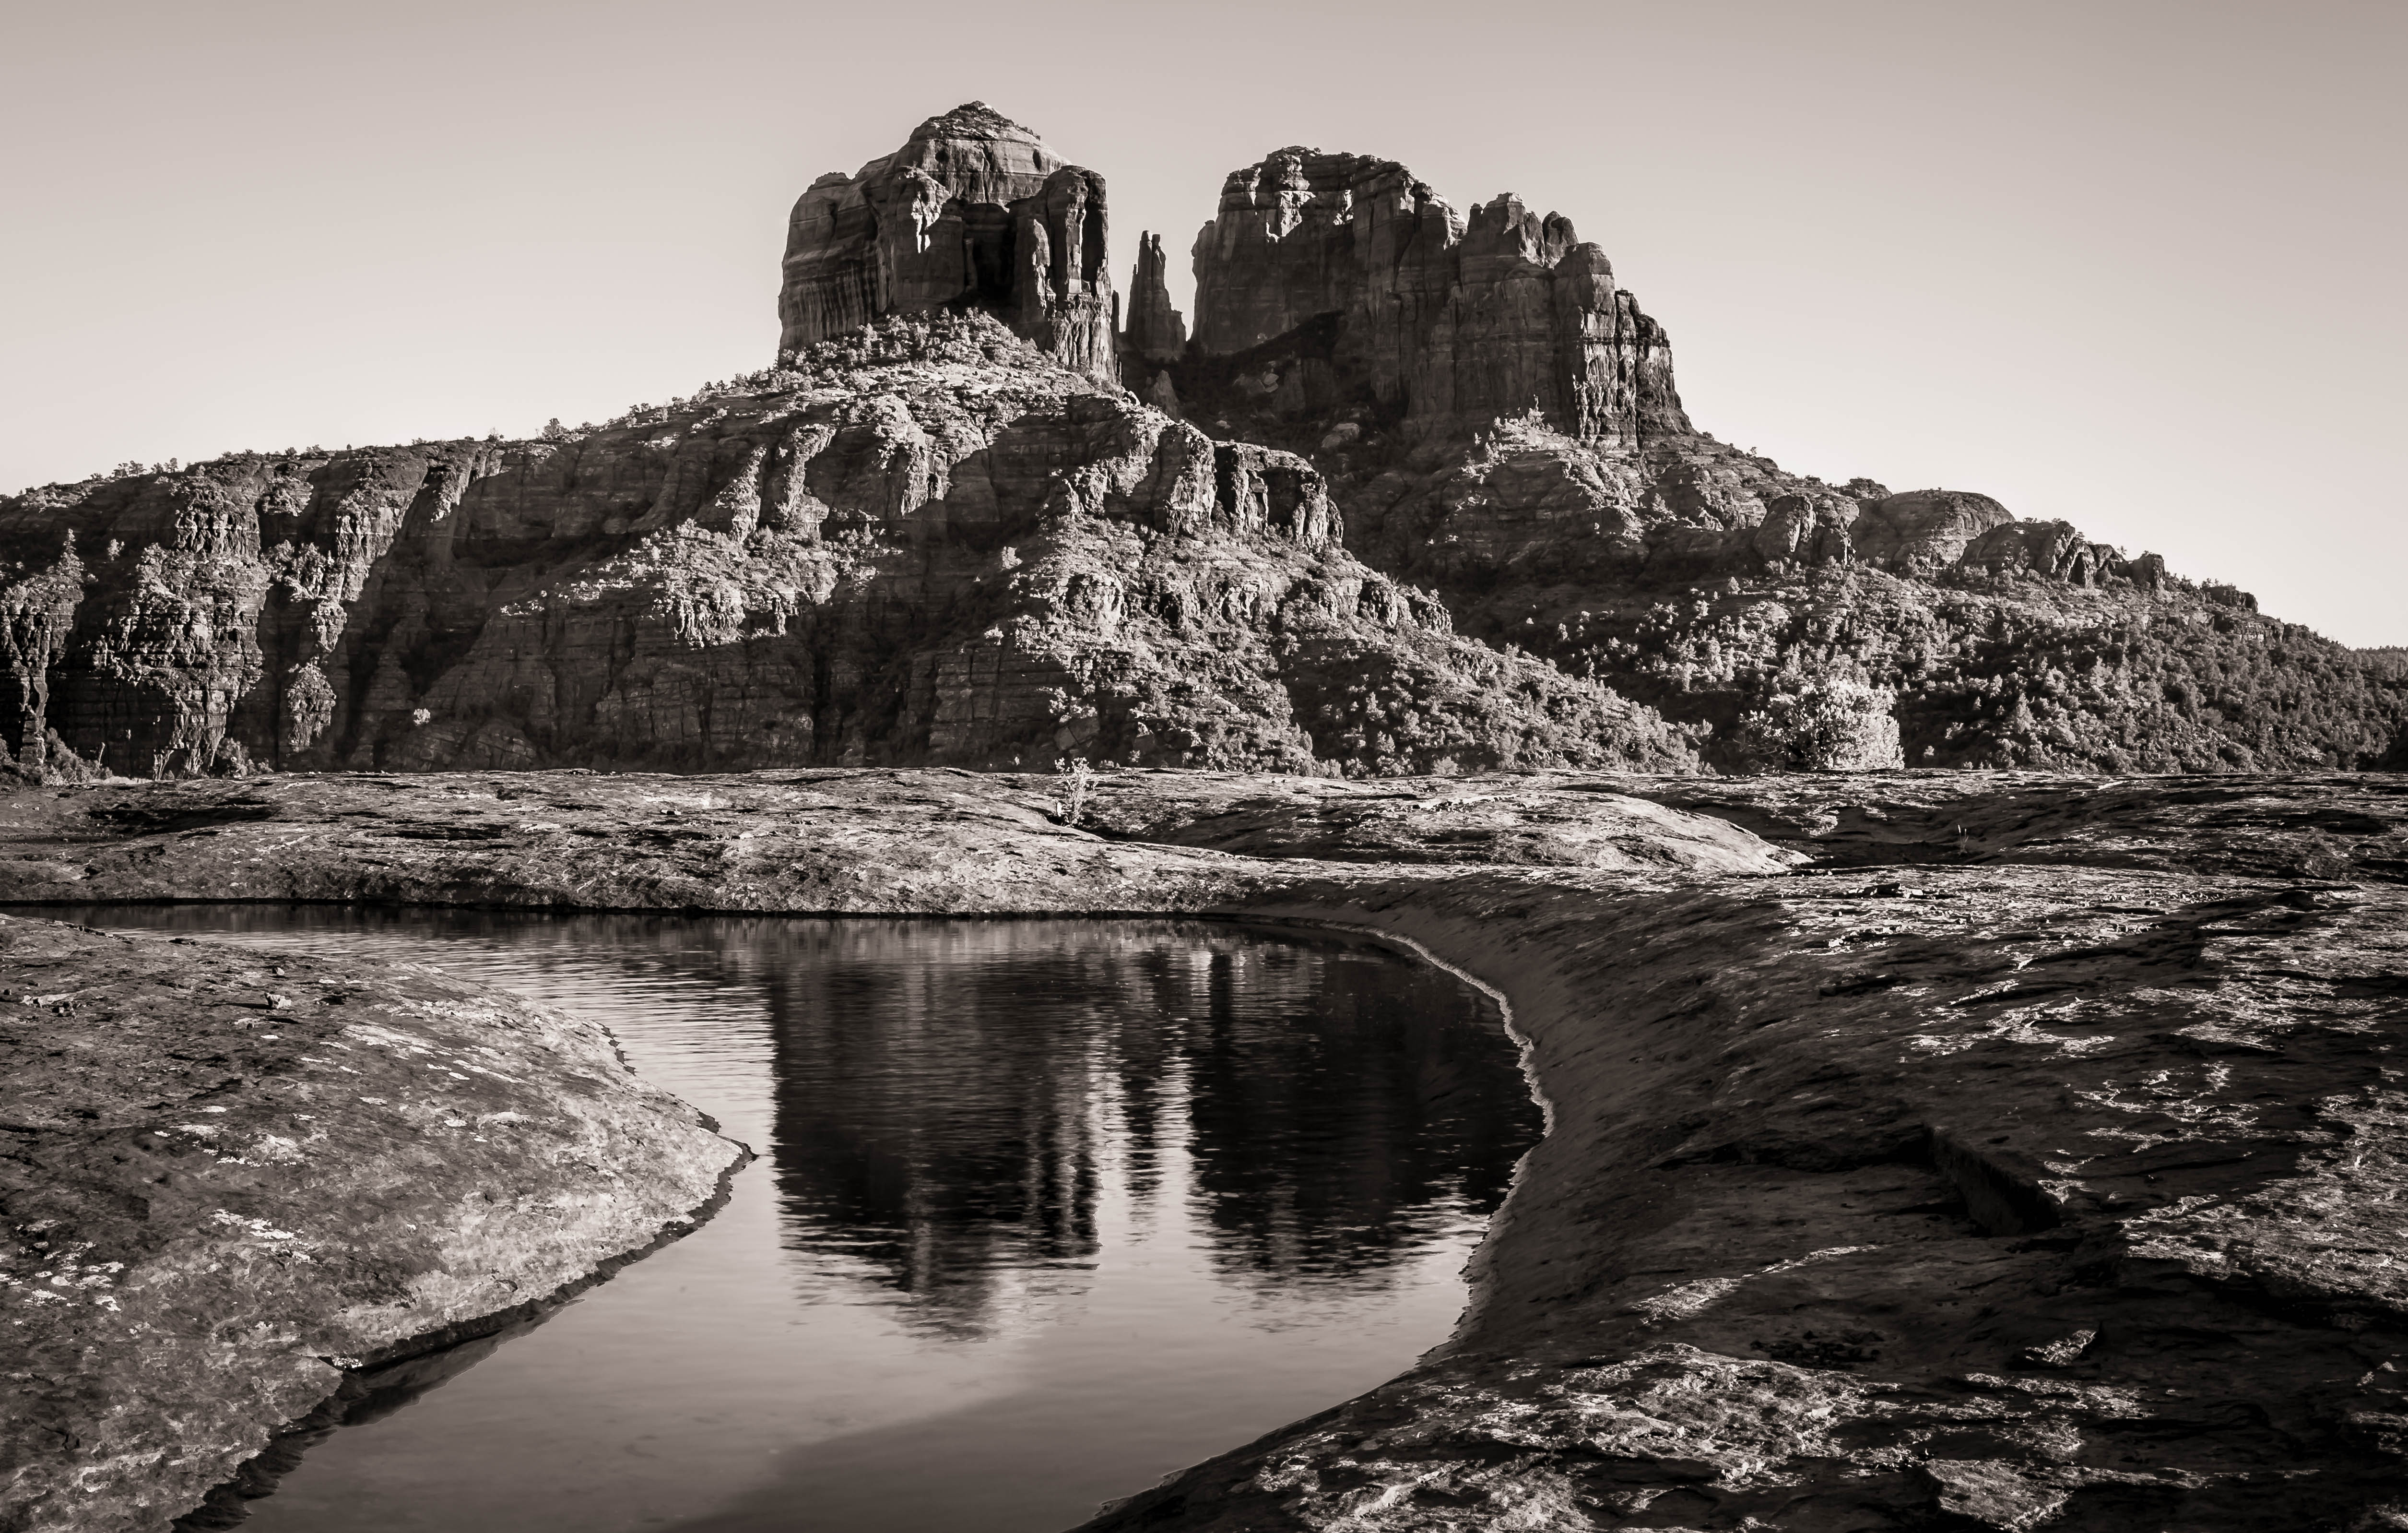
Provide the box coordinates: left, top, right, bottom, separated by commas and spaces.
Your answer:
1121, 231, 1186, 366
776, 104, 1117, 382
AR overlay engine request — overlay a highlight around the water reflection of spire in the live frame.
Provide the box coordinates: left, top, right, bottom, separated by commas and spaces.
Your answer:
755, 920, 1538, 1338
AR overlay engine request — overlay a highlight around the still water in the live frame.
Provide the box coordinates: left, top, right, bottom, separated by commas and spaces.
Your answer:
72, 907, 1540, 1533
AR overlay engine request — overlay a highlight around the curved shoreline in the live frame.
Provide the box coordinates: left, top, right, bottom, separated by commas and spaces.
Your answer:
6, 767, 2407, 1531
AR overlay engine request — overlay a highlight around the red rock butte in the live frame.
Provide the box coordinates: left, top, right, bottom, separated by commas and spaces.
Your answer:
776, 104, 1117, 382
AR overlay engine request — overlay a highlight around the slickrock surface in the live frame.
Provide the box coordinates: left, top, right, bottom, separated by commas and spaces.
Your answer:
0, 314, 1692, 782
777, 104, 1116, 380
1091, 866, 2408, 1531
1071, 770, 1805, 873
0, 915, 742, 1533
1601, 770, 2408, 882
0, 768, 1794, 910
5, 766, 2407, 1529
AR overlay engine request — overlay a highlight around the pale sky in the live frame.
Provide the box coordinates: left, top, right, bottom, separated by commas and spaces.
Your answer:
3, 0, 2400, 644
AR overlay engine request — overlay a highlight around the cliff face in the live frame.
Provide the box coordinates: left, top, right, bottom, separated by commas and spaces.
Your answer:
1181, 149, 1688, 446
0, 315, 1693, 779
776, 104, 1117, 383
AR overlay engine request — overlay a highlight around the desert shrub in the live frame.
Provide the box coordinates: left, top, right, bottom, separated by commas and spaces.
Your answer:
1735, 678, 1904, 772
1053, 756, 1096, 824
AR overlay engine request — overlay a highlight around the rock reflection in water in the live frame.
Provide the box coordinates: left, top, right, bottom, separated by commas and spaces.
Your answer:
756, 922, 1534, 1336
69, 907, 1539, 1533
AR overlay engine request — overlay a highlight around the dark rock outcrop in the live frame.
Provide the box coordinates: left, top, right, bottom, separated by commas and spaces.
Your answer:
0, 538, 85, 773
0, 913, 740, 1533
1184, 149, 1689, 446
776, 104, 1116, 382
0, 315, 1695, 779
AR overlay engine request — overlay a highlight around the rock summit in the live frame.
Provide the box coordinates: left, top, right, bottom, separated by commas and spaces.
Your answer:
777, 104, 1117, 382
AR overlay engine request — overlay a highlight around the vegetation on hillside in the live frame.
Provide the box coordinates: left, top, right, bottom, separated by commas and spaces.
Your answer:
1494, 564, 2408, 772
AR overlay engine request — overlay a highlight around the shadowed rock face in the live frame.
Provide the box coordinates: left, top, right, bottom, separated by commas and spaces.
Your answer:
1122, 230, 1186, 368
1184, 149, 1690, 446
776, 104, 1116, 383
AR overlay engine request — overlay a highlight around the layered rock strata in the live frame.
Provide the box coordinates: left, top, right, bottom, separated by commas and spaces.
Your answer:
4, 766, 2408, 1531
1183, 149, 1690, 445
776, 104, 1116, 381
0, 314, 1695, 779
0, 913, 741, 1533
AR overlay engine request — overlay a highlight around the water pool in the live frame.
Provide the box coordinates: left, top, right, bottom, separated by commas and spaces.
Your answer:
71, 907, 1540, 1533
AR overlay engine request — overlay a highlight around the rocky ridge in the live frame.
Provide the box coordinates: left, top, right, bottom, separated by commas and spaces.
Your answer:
1, 103, 2400, 785
1127, 148, 2407, 773
0, 314, 1692, 781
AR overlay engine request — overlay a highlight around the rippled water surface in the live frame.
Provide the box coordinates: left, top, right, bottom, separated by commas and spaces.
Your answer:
74, 907, 1540, 1533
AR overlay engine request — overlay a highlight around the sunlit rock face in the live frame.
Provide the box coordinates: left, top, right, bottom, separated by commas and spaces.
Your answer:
1185, 148, 1690, 446
0, 315, 1697, 778
776, 103, 1117, 384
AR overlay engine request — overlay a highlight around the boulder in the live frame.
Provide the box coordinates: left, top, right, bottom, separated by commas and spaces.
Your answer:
1847, 488, 2017, 567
